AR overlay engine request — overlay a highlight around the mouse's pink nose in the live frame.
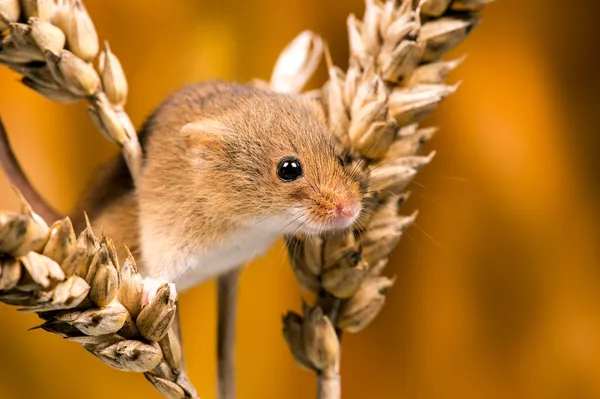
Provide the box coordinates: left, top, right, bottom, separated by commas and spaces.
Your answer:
336, 203, 359, 220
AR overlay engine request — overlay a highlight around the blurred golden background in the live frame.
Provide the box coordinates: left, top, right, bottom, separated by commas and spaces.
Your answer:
1, 0, 600, 398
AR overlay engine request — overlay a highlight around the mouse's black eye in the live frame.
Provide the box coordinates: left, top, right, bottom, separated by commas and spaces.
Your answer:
337, 155, 345, 167
277, 157, 303, 182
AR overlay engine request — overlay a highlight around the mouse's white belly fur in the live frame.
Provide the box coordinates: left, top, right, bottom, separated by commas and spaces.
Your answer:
140, 217, 285, 291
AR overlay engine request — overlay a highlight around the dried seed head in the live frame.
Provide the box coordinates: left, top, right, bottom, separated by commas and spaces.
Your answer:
20, 275, 89, 312
145, 374, 187, 399
322, 260, 369, 299
43, 217, 76, 265
451, 0, 493, 12
8, 22, 32, 49
89, 97, 128, 144
117, 250, 144, 319
14, 63, 60, 89
343, 58, 362, 108
388, 83, 457, 126
362, 0, 383, 55
4, 23, 47, 62
418, 15, 479, 62
302, 306, 340, 370
20, 251, 65, 290
158, 327, 183, 373
350, 75, 386, 120
361, 211, 418, 264
0, 213, 29, 255
51, 0, 72, 32
323, 242, 361, 273
347, 14, 367, 61
384, 125, 437, 159
29, 17, 66, 53
13, 194, 50, 256
86, 244, 118, 307
323, 48, 350, 145
98, 42, 128, 106
51, 49, 100, 96
282, 311, 314, 370
337, 276, 395, 333
270, 30, 323, 94
0, 290, 52, 306
21, 0, 54, 21
38, 319, 81, 337
0, 0, 20, 31
93, 340, 162, 372
302, 235, 324, 276
323, 231, 358, 270
348, 97, 389, 147
79, 213, 100, 249
67, 0, 99, 61
287, 238, 320, 292
72, 214, 101, 279
378, 40, 424, 83
379, 0, 401, 36
104, 237, 120, 273
420, 0, 452, 16
118, 312, 139, 339
0, 257, 21, 291
380, 11, 418, 47
407, 56, 464, 85
21, 77, 80, 103
0, 39, 42, 63
136, 283, 177, 342
367, 194, 403, 227
353, 119, 397, 160
61, 246, 89, 277
59, 300, 128, 336
66, 333, 125, 348
43, 47, 67, 82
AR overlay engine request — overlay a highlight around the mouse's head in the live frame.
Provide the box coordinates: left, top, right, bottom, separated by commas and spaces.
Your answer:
181, 87, 363, 236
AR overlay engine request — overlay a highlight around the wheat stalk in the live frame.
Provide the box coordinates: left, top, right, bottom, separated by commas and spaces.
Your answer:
269, 1, 491, 398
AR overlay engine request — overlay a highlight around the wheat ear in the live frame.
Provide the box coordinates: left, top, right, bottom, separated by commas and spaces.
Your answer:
269, 1, 490, 398
0, 1, 195, 397
0, 0, 142, 181
0, 187, 198, 398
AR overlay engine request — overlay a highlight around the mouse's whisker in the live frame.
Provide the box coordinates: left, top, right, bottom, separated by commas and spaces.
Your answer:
279, 209, 309, 235
411, 221, 443, 248
348, 158, 367, 181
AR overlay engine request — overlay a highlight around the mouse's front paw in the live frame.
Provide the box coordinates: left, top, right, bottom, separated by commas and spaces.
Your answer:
141, 277, 177, 307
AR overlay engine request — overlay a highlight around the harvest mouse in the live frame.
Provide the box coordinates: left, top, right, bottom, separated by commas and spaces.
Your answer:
0, 81, 363, 398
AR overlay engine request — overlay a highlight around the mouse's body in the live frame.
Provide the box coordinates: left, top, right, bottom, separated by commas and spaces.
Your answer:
76, 82, 362, 290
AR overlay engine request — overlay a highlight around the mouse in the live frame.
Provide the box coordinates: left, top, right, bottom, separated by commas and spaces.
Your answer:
0, 81, 363, 399
77, 81, 362, 288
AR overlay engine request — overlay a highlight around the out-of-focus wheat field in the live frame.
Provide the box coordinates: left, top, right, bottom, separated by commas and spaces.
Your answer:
1, 1, 600, 398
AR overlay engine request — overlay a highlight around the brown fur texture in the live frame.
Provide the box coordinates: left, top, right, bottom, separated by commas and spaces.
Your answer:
79, 82, 361, 283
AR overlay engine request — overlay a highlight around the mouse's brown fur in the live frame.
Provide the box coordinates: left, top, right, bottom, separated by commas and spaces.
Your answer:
77, 82, 362, 286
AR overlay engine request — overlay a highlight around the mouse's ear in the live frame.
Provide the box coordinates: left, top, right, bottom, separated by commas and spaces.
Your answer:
180, 119, 228, 158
